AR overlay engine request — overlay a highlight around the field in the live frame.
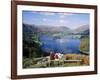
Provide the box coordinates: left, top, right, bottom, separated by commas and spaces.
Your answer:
23, 54, 89, 68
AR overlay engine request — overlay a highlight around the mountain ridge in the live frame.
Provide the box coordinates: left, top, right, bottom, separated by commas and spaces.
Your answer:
23, 23, 89, 35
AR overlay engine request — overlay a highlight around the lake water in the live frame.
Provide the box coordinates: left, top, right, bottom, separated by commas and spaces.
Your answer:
39, 35, 81, 54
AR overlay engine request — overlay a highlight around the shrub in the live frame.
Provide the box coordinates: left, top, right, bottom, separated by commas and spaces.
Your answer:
23, 58, 33, 68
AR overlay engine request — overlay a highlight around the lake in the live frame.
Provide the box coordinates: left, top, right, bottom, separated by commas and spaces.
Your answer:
39, 35, 81, 54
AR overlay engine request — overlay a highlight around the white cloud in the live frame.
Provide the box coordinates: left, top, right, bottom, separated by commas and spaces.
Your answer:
59, 15, 65, 18
40, 12, 55, 16
32, 11, 74, 17
60, 12, 74, 15
43, 18, 48, 22
58, 19, 69, 27
59, 20, 65, 23
32, 11, 55, 16
59, 12, 74, 18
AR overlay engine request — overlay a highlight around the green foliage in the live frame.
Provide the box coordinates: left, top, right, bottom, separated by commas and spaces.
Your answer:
23, 58, 33, 68
23, 23, 44, 58
32, 34, 42, 46
23, 28, 42, 59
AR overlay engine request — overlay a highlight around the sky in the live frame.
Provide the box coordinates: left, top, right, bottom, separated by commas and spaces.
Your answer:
22, 11, 90, 29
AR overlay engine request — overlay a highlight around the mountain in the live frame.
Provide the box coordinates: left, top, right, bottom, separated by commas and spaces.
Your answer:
35, 25, 70, 33
23, 24, 90, 36
73, 24, 89, 34
23, 24, 71, 34
23, 24, 35, 33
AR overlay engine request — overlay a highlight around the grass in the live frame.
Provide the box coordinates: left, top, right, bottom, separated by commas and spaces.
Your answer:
23, 53, 89, 68
64, 54, 89, 65
80, 37, 89, 53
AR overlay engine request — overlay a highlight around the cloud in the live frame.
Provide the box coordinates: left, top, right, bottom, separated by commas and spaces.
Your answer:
32, 11, 74, 17
39, 12, 55, 16
59, 15, 65, 18
59, 20, 65, 23
32, 11, 55, 16
58, 19, 68, 26
59, 12, 74, 18
43, 18, 47, 21
59, 12, 74, 15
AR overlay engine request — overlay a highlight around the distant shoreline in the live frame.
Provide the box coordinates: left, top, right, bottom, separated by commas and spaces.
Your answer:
79, 50, 89, 55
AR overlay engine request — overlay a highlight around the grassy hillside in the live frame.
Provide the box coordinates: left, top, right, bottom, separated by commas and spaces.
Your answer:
80, 36, 89, 54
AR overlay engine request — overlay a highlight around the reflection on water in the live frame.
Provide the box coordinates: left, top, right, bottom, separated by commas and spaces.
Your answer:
40, 35, 80, 54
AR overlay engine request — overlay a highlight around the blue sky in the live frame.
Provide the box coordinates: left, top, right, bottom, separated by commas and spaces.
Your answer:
22, 11, 90, 29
